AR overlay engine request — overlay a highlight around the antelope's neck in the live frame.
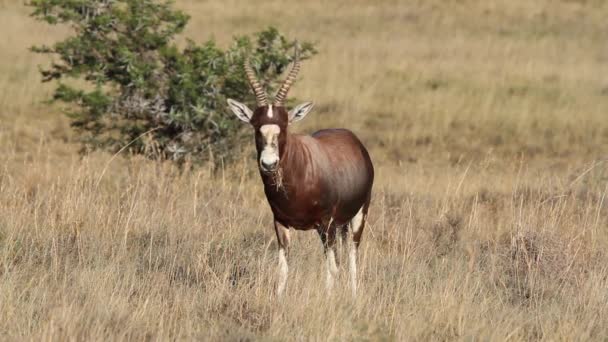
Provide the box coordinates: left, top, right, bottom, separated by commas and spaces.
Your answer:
280, 133, 299, 170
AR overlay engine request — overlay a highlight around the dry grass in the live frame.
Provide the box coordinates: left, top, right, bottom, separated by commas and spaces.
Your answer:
1, 0, 608, 340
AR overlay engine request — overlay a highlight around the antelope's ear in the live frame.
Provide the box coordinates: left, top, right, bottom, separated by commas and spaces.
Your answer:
227, 99, 253, 123
288, 102, 314, 123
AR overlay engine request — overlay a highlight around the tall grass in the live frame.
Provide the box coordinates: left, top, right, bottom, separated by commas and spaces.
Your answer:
0, 0, 607, 340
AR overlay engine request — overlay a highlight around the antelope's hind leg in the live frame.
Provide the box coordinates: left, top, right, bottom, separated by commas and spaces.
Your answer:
318, 223, 339, 292
348, 203, 368, 297
274, 220, 290, 297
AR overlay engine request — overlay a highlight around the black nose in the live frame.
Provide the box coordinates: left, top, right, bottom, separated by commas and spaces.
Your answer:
261, 160, 278, 171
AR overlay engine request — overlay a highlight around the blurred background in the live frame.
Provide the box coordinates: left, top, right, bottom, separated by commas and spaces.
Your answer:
0, 0, 607, 340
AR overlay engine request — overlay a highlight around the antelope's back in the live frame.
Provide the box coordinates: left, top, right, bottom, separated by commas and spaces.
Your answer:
311, 129, 374, 223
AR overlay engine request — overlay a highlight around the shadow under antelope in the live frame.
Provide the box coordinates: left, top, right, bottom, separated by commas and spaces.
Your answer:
227, 53, 374, 297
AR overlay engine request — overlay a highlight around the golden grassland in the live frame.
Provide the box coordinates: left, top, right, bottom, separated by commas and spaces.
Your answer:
1, 0, 608, 340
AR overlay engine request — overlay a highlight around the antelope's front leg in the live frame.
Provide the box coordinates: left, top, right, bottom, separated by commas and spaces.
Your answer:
318, 225, 339, 292
274, 220, 290, 296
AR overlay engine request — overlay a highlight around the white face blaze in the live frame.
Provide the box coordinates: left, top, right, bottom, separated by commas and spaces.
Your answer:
267, 104, 273, 118
259, 124, 280, 170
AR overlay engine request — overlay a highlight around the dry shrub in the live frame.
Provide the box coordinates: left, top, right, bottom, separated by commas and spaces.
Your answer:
429, 212, 463, 257
2, 0, 608, 340
497, 228, 589, 305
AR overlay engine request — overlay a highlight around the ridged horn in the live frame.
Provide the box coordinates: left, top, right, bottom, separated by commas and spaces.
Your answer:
244, 58, 268, 106
274, 47, 301, 106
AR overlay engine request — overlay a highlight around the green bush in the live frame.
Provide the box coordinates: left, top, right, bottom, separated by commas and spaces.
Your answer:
29, 0, 316, 163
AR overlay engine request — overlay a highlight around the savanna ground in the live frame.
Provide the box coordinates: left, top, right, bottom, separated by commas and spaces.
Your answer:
1, 0, 608, 340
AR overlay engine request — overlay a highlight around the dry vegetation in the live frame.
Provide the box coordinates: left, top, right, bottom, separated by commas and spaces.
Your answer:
1, 0, 608, 340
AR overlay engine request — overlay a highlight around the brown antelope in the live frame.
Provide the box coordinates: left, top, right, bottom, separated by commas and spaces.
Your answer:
227, 54, 374, 296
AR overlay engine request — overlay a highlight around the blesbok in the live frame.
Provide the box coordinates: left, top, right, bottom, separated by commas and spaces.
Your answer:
227, 54, 374, 296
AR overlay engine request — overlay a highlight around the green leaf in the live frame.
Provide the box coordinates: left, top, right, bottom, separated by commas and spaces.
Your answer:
29, 0, 317, 165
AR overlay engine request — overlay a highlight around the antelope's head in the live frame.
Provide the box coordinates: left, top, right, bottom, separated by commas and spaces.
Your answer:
228, 54, 314, 174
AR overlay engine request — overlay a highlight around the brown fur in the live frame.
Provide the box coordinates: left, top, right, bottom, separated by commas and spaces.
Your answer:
249, 106, 374, 238
234, 62, 374, 294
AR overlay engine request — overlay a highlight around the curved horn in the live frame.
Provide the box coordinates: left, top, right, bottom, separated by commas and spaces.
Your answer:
244, 58, 268, 106
274, 48, 301, 106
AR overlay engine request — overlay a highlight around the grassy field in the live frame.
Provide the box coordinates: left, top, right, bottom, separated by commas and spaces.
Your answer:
1, 0, 608, 340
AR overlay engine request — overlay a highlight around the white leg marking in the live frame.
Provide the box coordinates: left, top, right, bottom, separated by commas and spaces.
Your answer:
337, 228, 344, 258
348, 206, 365, 297
326, 248, 338, 292
278, 248, 288, 296
351, 206, 364, 234
348, 241, 357, 297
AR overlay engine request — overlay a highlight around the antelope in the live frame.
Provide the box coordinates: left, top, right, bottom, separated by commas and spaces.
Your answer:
227, 54, 374, 297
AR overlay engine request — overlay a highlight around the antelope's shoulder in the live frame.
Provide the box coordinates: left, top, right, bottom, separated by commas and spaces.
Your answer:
309, 128, 367, 152
311, 128, 357, 139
